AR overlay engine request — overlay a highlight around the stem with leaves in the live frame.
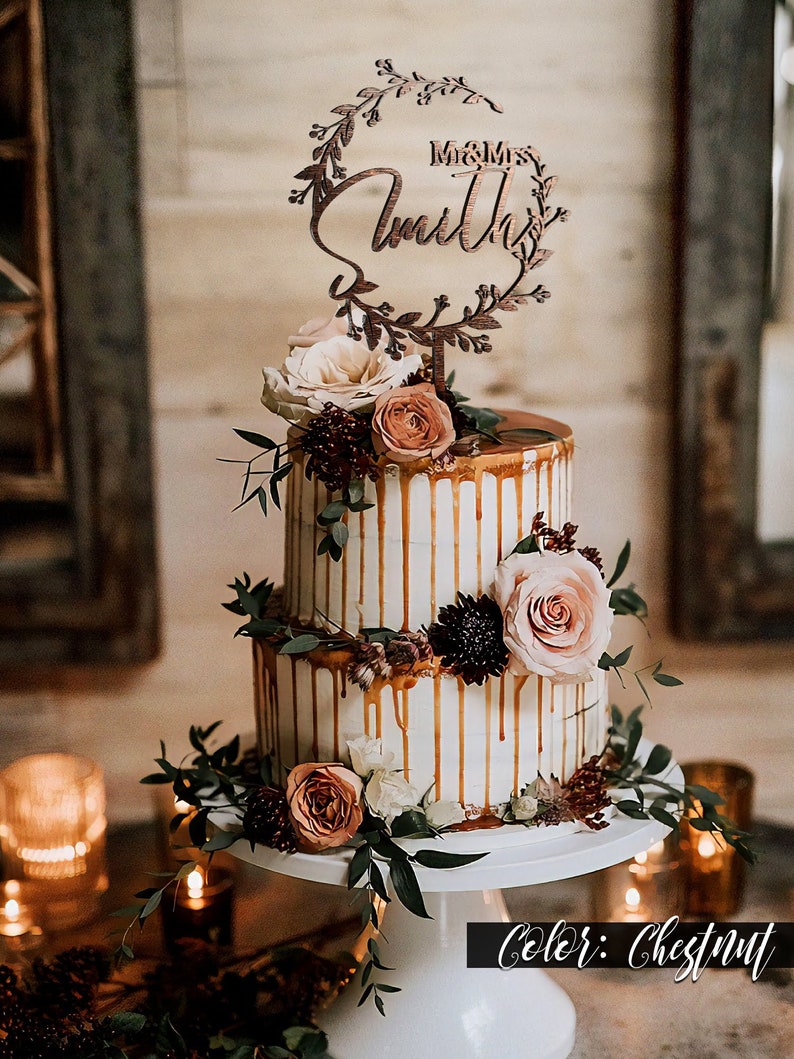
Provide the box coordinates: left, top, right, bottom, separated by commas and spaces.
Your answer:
606, 706, 757, 864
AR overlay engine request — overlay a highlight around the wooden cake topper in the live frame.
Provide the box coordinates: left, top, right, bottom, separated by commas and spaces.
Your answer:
290, 59, 569, 389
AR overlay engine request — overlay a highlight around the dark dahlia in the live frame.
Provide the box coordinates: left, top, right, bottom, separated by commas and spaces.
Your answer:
428, 592, 509, 685
300, 403, 379, 492
243, 785, 298, 853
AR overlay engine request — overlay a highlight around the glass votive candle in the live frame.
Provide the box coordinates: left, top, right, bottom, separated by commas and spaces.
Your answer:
680, 761, 754, 919
0, 753, 108, 930
161, 864, 234, 954
591, 835, 684, 922
0, 880, 43, 975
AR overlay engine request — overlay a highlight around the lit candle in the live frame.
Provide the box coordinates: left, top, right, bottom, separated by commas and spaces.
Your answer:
0, 881, 42, 970
621, 886, 650, 923
696, 832, 725, 872
161, 865, 234, 953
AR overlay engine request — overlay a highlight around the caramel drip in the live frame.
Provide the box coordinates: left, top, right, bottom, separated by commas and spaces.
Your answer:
515, 474, 524, 540
376, 475, 386, 627
513, 675, 528, 795
252, 641, 265, 754
496, 475, 503, 560
290, 657, 299, 767
358, 509, 366, 610
324, 488, 332, 620
535, 458, 541, 514
498, 674, 506, 741
262, 666, 271, 754
332, 666, 340, 760
429, 476, 437, 618
341, 665, 347, 699
270, 665, 280, 768
475, 465, 483, 594
433, 674, 442, 798
310, 477, 319, 617
400, 472, 411, 630
294, 468, 302, 618
457, 676, 466, 805
562, 687, 568, 778
340, 510, 349, 632
450, 814, 504, 832
310, 665, 319, 760
484, 678, 492, 809
547, 457, 554, 525
537, 675, 543, 756
391, 686, 410, 779
453, 477, 461, 592
576, 684, 585, 771
549, 682, 555, 777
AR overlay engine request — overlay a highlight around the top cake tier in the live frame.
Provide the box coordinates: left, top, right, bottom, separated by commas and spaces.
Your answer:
282, 410, 573, 633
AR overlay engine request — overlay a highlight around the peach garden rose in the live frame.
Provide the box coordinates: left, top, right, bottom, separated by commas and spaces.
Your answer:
285, 761, 364, 853
371, 382, 456, 463
492, 549, 614, 682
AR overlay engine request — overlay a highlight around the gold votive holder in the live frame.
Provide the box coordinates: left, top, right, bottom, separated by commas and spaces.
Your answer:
0, 753, 108, 930
591, 834, 684, 922
161, 864, 234, 954
0, 879, 43, 975
680, 761, 754, 919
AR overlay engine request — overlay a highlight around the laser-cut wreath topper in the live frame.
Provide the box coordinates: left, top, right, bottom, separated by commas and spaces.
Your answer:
290, 58, 569, 389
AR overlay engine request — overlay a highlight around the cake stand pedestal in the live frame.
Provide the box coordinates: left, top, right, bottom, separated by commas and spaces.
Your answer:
228, 755, 682, 1059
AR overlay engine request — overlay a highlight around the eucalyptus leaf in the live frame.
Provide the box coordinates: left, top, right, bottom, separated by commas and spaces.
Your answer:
233, 428, 277, 450
643, 744, 672, 776
390, 859, 430, 918
511, 533, 541, 556
105, 1012, 147, 1035
318, 500, 347, 525
412, 849, 488, 869
279, 634, 320, 655
649, 806, 679, 829
606, 539, 631, 588
331, 520, 349, 547
652, 671, 684, 687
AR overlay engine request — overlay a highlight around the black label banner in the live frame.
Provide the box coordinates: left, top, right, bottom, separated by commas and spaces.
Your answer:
467, 920, 794, 980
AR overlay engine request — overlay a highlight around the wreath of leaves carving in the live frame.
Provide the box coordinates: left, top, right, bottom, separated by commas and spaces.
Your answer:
290, 58, 570, 360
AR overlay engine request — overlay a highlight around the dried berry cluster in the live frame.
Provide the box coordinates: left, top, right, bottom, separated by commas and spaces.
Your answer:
530, 512, 603, 574
300, 403, 379, 492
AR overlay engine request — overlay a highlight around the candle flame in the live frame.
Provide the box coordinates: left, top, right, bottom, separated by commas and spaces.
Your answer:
625, 887, 641, 909
634, 850, 648, 865
4, 899, 20, 922
4, 880, 20, 901
187, 868, 204, 899
697, 833, 718, 859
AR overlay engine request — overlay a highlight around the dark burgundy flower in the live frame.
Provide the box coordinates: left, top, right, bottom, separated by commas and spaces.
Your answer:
428, 592, 509, 686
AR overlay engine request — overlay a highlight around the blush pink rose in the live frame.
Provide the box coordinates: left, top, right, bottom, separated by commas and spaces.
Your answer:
492, 549, 614, 681
286, 762, 364, 853
371, 382, 456, 463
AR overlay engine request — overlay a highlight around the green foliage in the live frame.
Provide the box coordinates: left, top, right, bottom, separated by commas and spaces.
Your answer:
605, 706, 757, 865
315, 478, 375, 562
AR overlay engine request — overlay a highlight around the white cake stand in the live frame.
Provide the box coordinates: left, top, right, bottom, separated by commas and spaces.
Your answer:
226, 753, 683, 1059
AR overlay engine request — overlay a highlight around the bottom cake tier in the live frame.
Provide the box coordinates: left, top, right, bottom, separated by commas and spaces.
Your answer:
253, 639, 609, 813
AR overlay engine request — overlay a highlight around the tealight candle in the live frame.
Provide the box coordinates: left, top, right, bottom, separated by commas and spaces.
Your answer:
161, 864, 234, 953
0, 881, 43, 972
681, 761, 754, 918
0, 753, 108, 930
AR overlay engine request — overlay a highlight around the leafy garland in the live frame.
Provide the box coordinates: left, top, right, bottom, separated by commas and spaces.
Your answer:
290, 58, 568, 360
118, 708, 756, 1017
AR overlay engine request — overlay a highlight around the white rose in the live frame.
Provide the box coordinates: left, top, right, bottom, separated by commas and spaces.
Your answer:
424, 799, 466, 830
261, 311, 423, 424
492, 549, 614, 682
510, 794, 539, 821
346, 735, 394, 778
365, 769, 420, 825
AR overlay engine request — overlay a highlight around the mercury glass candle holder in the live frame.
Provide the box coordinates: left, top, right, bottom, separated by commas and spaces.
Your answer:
680, 761, 754, 919
0, 753, 108, 930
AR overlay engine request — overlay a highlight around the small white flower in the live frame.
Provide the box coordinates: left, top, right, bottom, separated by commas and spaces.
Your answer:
346, 735, 394, 777
365, 768, 420, 825
424, 799, 466, 830
510, 794, 539, 821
